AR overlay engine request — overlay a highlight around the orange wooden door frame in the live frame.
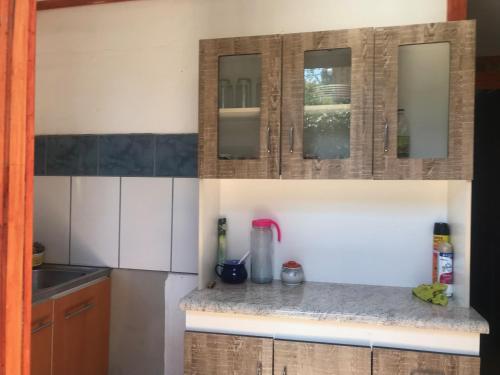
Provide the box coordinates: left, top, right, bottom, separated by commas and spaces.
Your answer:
448, 0, 468, 21
0, 0, 36, 374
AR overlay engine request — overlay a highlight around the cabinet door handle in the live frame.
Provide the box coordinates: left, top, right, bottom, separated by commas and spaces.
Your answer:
256, 361, 262, 375
267, 126, 271, 153
410, 370, 445, 375
289, 127, 294, 153
383, 121, 389, 153
282, 366, 287, 375
32, 320, 53, 334
65, 302, 94, 320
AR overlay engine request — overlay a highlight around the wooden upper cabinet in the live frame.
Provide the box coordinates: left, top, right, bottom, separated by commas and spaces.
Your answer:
281, 28, 374, 179
184, 331, 273, 375
52, 278, 110, 375
373, 20, 476, 179
198, 21, 475, 180
31, 300, 54, 375
273, 340, 371, 375
373, 347, 480, 375
198, 35, 282, 178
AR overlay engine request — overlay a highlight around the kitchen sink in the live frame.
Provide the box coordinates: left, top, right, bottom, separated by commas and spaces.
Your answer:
32, 264, 111, 303
32, 269, 87, 291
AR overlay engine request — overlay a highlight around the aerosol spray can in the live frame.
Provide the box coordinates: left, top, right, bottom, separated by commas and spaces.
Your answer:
437, 242, 453, 297
433, 223, 450, 283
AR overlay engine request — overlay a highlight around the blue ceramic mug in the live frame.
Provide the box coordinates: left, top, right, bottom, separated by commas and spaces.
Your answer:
215, 260, 248, 284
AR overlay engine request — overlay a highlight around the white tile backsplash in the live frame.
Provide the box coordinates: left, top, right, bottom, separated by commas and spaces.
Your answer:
34, 176, 71, 264
70, 177, 120, 267
172, 178, 199, 273
120, 177, 172, 271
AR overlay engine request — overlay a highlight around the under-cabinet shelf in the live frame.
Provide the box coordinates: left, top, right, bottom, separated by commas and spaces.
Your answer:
219, 107, 260, 119
304, 104, 351, 112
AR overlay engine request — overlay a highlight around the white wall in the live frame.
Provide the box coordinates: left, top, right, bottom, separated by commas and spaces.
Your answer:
35, 0, 446, 135
220, 180, 448, 287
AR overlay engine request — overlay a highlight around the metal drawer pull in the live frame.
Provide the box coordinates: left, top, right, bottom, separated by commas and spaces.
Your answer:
32, 321, 52, 334
289, 127, 294, 153
384, 121, 389, 153
256, 361, 262, 375
267, 127, 271, 153
65, 303, 94, 320
410, 370, 445, 375
282, 366, 287, 375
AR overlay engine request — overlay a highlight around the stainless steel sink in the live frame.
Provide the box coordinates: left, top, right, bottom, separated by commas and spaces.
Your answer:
32, 265, 111, 303
32, 269, 87, 291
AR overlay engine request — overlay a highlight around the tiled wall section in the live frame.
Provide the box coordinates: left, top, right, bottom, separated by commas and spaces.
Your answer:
34, 176, 199, 273
35, 133, 197, 177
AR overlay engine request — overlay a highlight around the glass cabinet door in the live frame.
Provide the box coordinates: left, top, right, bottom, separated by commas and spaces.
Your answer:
374, 21, 475, 179
199, 35, 281, 178
282, 29, 374, 179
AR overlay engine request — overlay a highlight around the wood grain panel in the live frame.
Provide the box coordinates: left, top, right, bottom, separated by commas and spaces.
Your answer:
184, 332, 273, 375
273, 340, 371, 375
281, 28, 374, 179
198, 35, 281, 179
374, 20, 476, 180
52, 279, 110, 375
0, 0, 36, 374
373, 347, 480, 375
31, 301, 53, 375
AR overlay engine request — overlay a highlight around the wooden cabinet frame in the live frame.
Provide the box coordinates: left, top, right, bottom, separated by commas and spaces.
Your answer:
373, 20, 476, 179
281, 28, 374, 179
198, 35, 281, 178
373, 347, 480, 375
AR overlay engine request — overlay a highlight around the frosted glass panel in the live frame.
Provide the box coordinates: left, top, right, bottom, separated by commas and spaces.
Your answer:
218, 54, 261, 160
398, 43, 450, 159
303, 49, 351, 160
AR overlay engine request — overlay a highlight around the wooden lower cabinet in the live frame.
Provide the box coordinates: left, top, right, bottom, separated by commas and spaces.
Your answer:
273, 340, 371, 375
52, 278, 111, 375
184, 332, 273, 375
373, 347, 480, 375
31, 300, 54, 375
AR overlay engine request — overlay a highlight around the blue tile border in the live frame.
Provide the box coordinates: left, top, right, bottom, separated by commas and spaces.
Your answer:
46, 135, 98, 176
35, 133, 198, 178
156, 134, 198, 177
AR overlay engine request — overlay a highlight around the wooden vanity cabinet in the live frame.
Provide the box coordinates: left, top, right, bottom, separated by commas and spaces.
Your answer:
273, 340, 371, 375
31, 300, 54, 375
373, 347, 480, 375
52, 278, 110, 375
281, 28, 374, 179
373, 21, 475, 180
184, 331, 273, 374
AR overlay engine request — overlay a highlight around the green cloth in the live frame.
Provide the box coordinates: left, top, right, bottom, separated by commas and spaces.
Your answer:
412, 283, 449, 306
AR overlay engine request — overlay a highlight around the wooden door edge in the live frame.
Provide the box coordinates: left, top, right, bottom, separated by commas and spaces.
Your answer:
0, 0, 36, 374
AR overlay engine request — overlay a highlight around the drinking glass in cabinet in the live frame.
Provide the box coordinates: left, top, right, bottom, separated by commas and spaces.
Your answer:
397, 42, 450, 159
303, 48, 351, 160
218, 54, 262, 160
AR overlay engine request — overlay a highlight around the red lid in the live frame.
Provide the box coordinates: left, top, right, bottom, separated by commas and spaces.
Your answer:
252, 219, 281, 242
282, 261, 301, 269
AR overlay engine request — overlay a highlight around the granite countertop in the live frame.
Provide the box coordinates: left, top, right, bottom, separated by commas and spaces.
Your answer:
180, 281, 489, 334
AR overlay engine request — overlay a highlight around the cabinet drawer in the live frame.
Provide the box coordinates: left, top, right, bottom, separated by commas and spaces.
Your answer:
373, 347, 480, 375
184, 331, 273, 375
274, 340, 371, 375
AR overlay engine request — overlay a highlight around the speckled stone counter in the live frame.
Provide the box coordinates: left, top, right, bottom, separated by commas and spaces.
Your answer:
180, 281, 489, 334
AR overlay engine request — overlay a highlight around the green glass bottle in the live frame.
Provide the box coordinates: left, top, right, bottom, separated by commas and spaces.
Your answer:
217, 218, 227, 265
